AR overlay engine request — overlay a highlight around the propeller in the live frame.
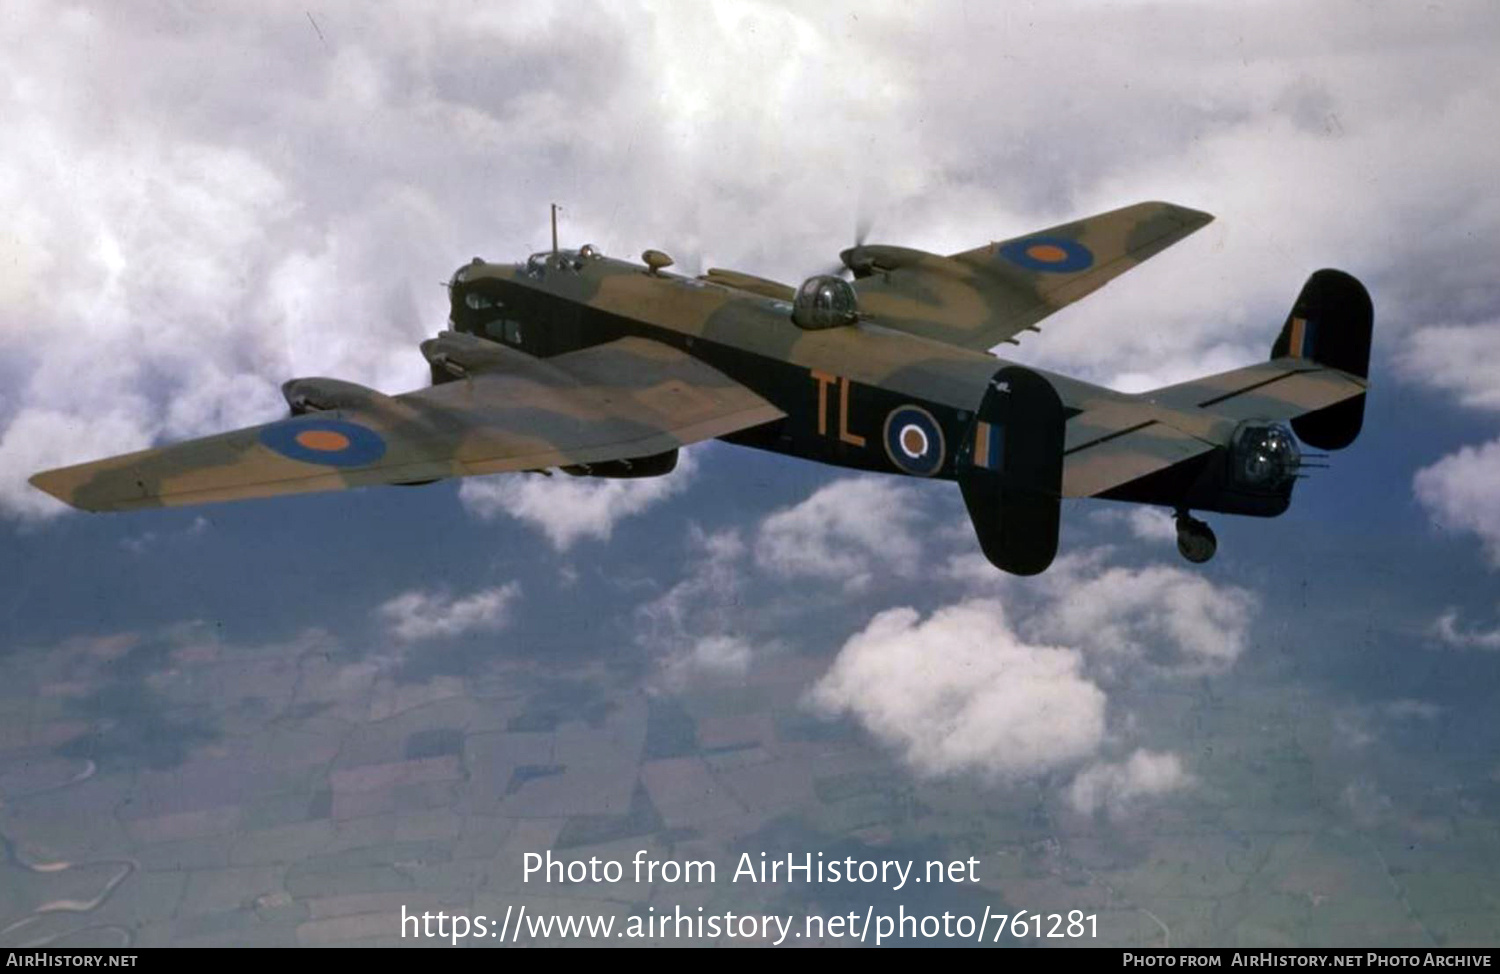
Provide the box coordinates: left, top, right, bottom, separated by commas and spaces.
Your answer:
815, 213, 875, 280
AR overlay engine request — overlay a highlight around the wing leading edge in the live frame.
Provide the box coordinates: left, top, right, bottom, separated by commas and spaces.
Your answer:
30, 336, 784, 512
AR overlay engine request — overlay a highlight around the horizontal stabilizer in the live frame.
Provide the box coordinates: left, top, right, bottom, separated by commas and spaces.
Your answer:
1062, 352, 1370, 500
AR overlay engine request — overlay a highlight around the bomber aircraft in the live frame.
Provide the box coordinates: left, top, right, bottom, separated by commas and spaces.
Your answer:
30, 202, 1373, 575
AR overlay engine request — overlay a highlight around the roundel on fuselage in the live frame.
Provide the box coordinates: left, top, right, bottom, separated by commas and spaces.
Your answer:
882, 405, 945, 477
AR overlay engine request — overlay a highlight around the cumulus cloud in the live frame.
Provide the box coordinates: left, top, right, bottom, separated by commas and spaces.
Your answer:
814, 543, 1257, 806
637, 527, 767, 686
754, 476, 929, 591
808, 600, 1107, 780
377, 581, 521, 642
1025, 558, 1258, 674
662, 634, 755, 685
1088, 506, 1180, 544
1413, 438, 1500, 567
1399, 322, 1500, 412
9, 1, 1498, 526
881, 2, 1500, 394
1067, 750, 1191, 818
459, 450, 698, 550
951, 548, 1259, 674
1, 410, 155, 520
1431, 607, 1500, 650
1404, 315, 1500, 569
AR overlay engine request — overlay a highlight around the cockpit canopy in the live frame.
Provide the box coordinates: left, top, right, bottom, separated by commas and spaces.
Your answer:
524, 245, 604, 278
791, 275, 858, 330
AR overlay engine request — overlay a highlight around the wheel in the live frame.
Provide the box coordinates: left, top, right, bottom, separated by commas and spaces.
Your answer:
1175, 515, 1217, 564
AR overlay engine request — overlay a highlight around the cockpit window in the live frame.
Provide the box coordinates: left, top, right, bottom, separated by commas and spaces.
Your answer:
480, 318, 523, 345
526, 249, 594, 277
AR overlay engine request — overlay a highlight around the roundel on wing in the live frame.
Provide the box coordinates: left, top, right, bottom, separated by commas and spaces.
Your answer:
997, 235, 1094, 273
882, 405, 946, 477
259, 417, 387, 467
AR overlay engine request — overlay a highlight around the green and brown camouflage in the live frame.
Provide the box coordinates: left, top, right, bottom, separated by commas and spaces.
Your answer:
29, 200, 1374, 575
845, 201, 1217, 350
29, 336, 783, 511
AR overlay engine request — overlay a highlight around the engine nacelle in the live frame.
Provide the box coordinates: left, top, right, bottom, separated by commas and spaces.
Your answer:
838, 244, 931, 279
281, 377, 389, 416
791, 275, 858, 330
560, 449, 678, 479
1228, 422, 1301, 491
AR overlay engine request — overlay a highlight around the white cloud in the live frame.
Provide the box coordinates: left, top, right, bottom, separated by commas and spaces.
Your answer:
821, 544, 1259, 800
639, 527, 746, 637
1413, 438, 1500, 567
661, 634, 755, 686
1399, 321, 1500, 412
808, 600, 1107, 780
942, 551, 1010, 590
458, 449, 698, 550
754, 476, 928, 591
0, 75, 316, 519
1018, 554, 1258, 674
1431, 607, 1500, 650
5, 2, 1493, 527
0, 408, 154, 520
637, 527, 768, 686
1067, 749, 1191, 817
377, 581, 521, 642
876, 3, 1500, 393
1088, 506, 1179, 544
0, 0, 1497, 554
947, 544, 1260, 680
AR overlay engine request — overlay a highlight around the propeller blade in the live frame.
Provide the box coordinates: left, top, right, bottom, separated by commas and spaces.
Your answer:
854, 213, 873, 248
808, 212, 877, 280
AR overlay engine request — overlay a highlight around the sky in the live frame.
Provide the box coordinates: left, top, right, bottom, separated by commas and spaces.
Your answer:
2, 0, 1500, 948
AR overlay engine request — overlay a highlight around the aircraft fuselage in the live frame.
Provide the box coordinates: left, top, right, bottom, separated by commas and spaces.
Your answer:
448, 251, 1123, 484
